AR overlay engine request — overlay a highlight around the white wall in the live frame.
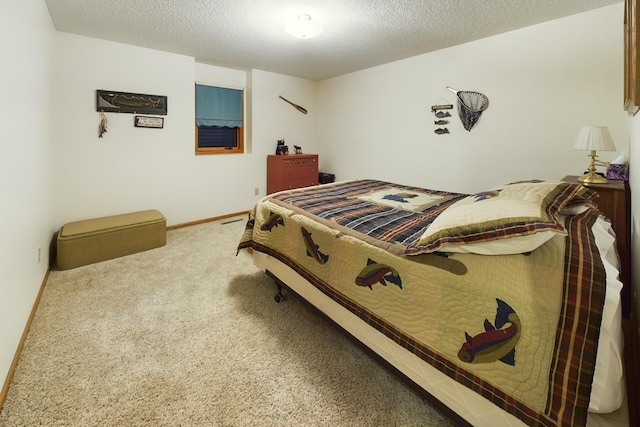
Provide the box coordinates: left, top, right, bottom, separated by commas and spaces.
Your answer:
52, 35, 318, 228
249, 69, 320, 171
0, 0, 56, 388
317, 4, 627, 194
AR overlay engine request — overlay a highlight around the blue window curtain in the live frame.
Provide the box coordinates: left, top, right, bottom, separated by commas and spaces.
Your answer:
195, 84, 243, 128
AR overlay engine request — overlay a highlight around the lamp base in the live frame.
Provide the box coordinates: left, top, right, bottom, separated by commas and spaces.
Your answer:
577, 172, 608, 184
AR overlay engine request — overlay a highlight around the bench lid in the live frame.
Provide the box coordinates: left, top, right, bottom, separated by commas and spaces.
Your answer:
60, 210, 165, 238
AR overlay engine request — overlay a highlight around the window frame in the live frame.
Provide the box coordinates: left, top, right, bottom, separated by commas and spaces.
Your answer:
195, 84, 245, 155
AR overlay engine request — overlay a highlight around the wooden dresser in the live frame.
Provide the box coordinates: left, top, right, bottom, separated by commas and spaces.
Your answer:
267, 154, 318, 194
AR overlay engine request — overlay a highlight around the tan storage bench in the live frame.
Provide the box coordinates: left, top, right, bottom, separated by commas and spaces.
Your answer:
57, 210, 166, 270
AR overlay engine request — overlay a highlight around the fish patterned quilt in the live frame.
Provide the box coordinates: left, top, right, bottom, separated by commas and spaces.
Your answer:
237, 180, 606, 427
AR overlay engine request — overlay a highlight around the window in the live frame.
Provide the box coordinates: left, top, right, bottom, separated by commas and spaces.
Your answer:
195, 84, 244, 154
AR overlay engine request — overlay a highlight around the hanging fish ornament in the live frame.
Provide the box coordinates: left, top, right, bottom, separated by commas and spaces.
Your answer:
98, 112, 108, 138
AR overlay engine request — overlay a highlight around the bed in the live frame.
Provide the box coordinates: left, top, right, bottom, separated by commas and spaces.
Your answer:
237, 179, 628, 427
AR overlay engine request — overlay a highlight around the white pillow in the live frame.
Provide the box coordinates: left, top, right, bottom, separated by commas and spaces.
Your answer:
405, 180, 596, 255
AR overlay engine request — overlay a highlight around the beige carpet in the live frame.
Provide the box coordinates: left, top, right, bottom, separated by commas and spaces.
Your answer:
0, 216, 456, 426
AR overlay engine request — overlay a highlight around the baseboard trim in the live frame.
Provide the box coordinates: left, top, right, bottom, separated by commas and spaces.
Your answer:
166, 211, 250, 230
0, 267, 51, 412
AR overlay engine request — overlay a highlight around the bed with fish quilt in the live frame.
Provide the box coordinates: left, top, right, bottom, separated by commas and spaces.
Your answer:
237, 179, 626, 427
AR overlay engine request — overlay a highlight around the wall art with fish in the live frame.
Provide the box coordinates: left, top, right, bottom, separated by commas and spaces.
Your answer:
96, 89, 167, 115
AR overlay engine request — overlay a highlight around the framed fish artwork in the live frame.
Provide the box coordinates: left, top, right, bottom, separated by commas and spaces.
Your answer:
96, 90, 168, 115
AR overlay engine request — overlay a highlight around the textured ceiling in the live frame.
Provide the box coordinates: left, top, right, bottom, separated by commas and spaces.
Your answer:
44, 0, 622, 81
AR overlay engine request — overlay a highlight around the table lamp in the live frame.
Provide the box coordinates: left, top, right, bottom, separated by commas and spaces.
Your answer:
573, 126, 616, 184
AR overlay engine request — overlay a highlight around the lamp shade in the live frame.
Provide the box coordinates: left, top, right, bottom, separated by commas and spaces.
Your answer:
573, 126, 616, 151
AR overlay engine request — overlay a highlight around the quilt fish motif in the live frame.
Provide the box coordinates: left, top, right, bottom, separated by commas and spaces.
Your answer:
458, 299, 521, 366
260, 211, 284, 231
355, 258, 403, 290
301, 226, 329, 264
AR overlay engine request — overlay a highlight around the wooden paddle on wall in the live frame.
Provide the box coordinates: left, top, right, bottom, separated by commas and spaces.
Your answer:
279, 95, 308, 114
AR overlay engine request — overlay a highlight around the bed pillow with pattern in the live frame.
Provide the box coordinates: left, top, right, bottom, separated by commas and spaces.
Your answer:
412, 180, 596, 255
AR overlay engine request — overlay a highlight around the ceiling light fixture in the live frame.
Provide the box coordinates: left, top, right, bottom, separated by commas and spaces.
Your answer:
284, 14, 323, 39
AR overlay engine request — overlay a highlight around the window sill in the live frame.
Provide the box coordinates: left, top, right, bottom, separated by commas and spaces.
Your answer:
196, 147, 243, 155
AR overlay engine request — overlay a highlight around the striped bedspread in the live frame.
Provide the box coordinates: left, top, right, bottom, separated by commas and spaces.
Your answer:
238, 180, 607, 426
268, 179, 465, 255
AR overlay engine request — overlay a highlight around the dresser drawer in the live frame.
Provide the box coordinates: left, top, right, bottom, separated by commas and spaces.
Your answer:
267, 154, 319, 194
280, 156, 317, 168
281, 164, 316, 179
279, 178, 317, 191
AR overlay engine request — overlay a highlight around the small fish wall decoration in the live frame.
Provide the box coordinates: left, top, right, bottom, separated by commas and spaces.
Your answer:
98, 112, 108, 138
432, 102, 452, 135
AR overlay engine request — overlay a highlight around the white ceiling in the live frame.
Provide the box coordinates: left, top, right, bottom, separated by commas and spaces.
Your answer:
44, 0, 622, 81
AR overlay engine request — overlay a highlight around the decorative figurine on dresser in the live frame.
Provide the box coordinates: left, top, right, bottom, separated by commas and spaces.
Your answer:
275, 139, 289, 155
267, 153, 318, 194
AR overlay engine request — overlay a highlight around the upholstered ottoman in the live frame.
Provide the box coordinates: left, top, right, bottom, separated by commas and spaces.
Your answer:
56, 210, 166, 270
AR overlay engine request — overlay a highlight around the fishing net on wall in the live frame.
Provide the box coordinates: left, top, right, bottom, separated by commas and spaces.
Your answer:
447, 87, 489, 131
